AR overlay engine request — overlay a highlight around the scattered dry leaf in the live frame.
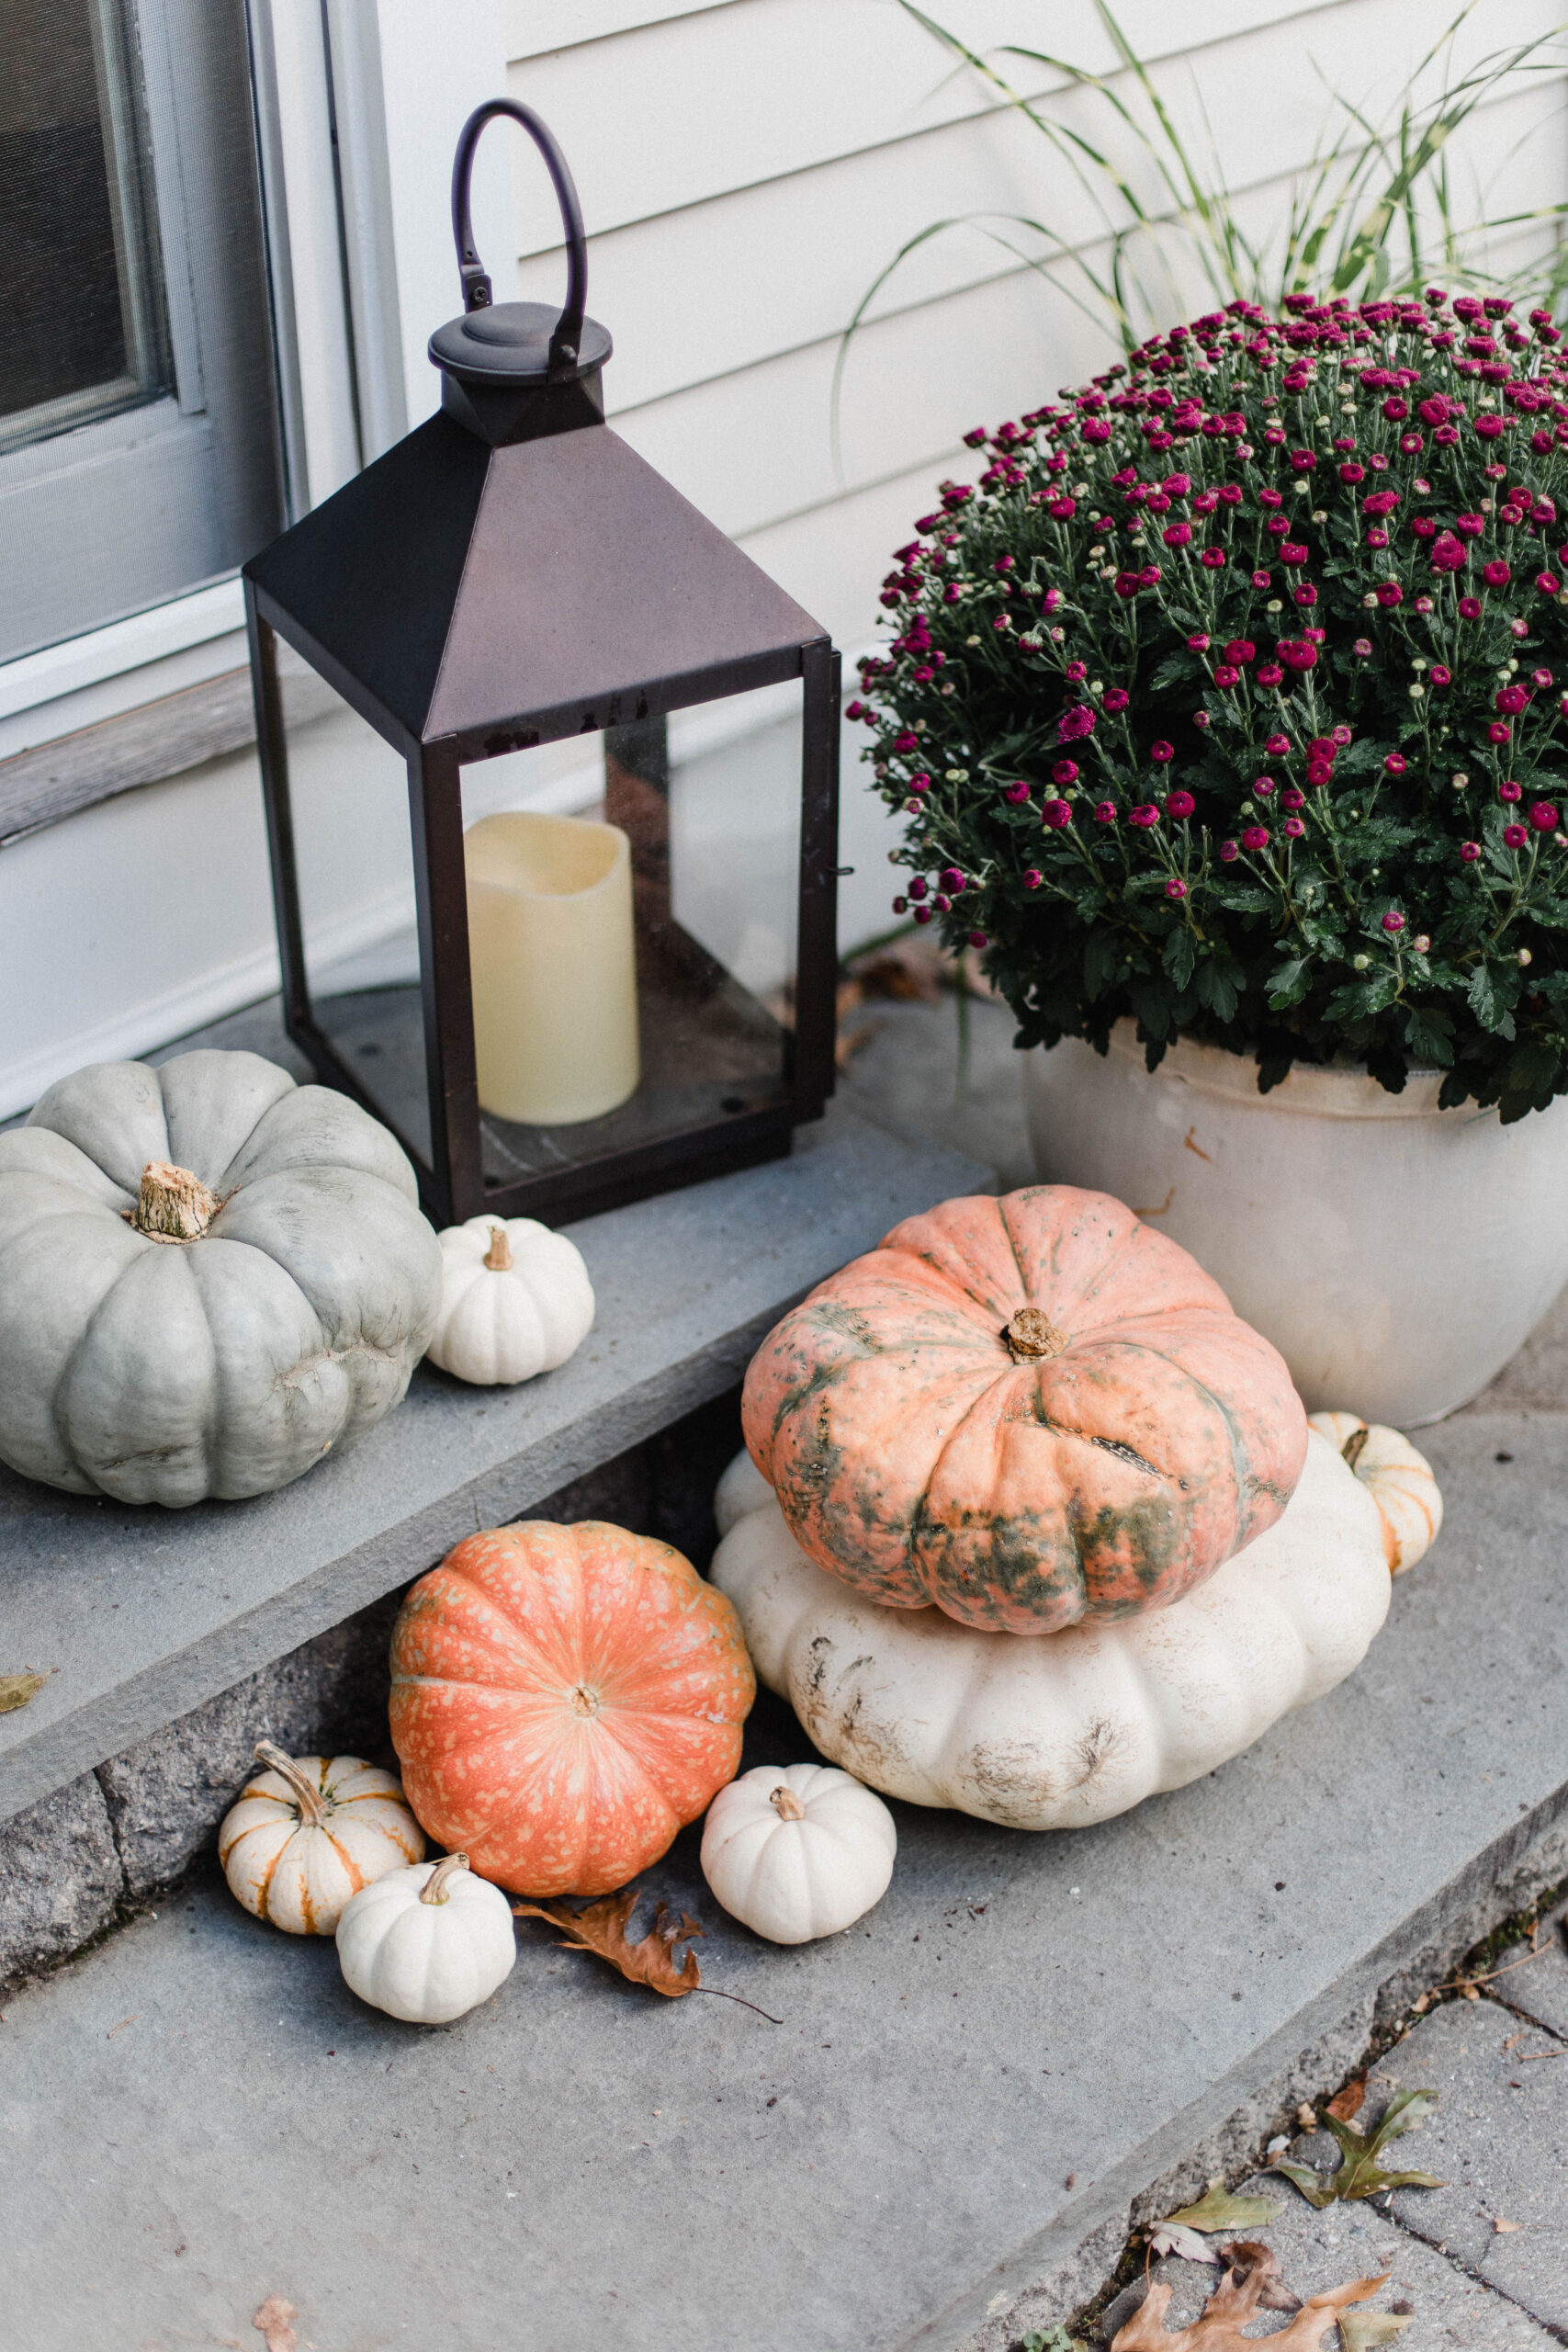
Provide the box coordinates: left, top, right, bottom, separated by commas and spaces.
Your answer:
1112, 2265, 1391, 2349
513, 1891, 704, 1997
845, 941, 944, 1002
1214, 2243, 1300, 2312
1326, 2079, 1366, 2122
1268, 2087, 1443, 2209
1494, 2218, 1522, 2233
1165, 2180, 1280, 2233
1145, 2223, 1219, 2266
1338, 2314, 1414, 2350
252, 2297, 298, 2352
0, 1671, 47, 1715
1297, 2101, 1319, 2129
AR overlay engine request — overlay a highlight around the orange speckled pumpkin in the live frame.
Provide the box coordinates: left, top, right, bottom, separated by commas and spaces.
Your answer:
741, 1185, 1307, 1635
388, 1521, 754, 1896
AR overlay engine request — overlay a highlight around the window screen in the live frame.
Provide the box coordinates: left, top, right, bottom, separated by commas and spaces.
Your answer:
0, 0, 283, 661
0, 0, 169, 454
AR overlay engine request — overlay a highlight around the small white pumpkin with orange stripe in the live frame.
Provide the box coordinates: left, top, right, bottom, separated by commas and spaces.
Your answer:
1308, 1413, 1442, 1574
220, 1742, 424, 1935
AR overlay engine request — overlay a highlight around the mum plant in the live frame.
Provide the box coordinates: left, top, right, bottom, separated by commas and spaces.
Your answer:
852, 289, 1568, 1118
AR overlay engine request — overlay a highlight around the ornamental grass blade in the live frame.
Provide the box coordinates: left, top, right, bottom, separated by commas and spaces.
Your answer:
1269, 2088, 1443, 2206
1165, 2179, 1280, 2232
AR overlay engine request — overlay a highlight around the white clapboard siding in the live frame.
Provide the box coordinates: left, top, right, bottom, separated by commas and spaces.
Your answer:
5, 0, 1565, 1114
507, 0, 1353, 241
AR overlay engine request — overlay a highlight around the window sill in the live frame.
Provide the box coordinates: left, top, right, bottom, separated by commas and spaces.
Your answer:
0, 666, 261, 846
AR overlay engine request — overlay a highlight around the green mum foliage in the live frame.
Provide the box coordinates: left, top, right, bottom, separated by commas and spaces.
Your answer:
853, 289, 1568, 1119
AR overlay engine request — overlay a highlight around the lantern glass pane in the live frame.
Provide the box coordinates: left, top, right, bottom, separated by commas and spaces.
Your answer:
279, 646, 431, 1165
459, 678, 802, 1188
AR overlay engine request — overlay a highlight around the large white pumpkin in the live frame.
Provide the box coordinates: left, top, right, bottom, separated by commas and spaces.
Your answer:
424, 1215, 594, 1385
0, 1049, 442, 1504
710, 1430, 1394, 1831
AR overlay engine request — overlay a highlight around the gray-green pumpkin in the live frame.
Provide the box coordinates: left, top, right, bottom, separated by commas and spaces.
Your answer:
0, 1050, 443, 1506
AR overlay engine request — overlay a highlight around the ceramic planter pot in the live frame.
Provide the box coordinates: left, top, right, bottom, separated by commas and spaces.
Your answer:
1024, 1021, 1568, 1425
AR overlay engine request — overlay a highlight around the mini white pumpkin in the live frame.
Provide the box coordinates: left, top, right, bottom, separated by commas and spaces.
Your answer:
336, 1851, 517, 2022
219, 1742, 424, 1935
701, 1762, 897, 1943
424, 1216, 594, 1385
710, 1430, 1392, 1832
1307, 1411, 1442, 1573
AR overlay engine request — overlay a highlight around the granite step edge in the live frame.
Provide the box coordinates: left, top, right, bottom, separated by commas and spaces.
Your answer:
914, 1771, 1568, 2352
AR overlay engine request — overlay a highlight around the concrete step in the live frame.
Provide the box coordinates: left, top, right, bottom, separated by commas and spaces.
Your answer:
8, 1392, 1568, 2352
0, 1099, 985, 1830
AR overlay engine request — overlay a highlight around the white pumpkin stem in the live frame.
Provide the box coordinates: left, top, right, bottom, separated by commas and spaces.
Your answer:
134, 1159, 221, 1243
421, 1851, 470, 1904
253, 1740, 326, 1827
483, 1224, 513, 1272
769, 1784, 807, 1822
1341, 1424, 1371, 1473
1004, 1306, 1069, 1362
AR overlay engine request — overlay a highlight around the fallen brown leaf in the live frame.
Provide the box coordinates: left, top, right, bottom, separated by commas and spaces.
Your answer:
1112, 2267, 1391, 2350
1214, 2243, 1300, 2312
1338, 2315, 1414, 2350
252, 2297, 297, 2352
513, 1891, 705, 1997
1326, 2079, 1366, 2122
1494, 2217, 1522, 2233
0, 1670, 48, 1715
844, 941, 944, 1002
1164, 2181, 1279, 2233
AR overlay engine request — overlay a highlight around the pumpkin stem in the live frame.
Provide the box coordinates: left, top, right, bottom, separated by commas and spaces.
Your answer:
1004, 1306, 1069, 1362
1341, 1423, 1371, 1474
252, 1740, 326, 1828
770, 1784, 807, 1822
133, 1159, 221, 1243
421, 1851, 470, 1904
483, 1224, 513, 1272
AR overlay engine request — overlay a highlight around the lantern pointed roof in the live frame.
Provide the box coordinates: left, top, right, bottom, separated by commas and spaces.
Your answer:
244, 414, 826, 754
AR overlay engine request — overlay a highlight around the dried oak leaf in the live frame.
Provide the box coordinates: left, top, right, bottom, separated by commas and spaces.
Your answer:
1268, 2087, 1443, 2210
513, 1890, 704, 1996
1164, 2180, 1280, 2233
0, 1671, 48, 1715
1214, 2243, 1300, 2312
1337, 2315, 1414, 2351
252, 2297, 298, 2352
1145, 2224, 1220, 2266
1325, 2078, 1366, 2122
1111, 2266, 1391, 2350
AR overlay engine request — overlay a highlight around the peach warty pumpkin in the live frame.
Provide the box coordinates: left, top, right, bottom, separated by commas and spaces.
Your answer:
389, 1520, 754, 1897
741, 1185, 1307, 1635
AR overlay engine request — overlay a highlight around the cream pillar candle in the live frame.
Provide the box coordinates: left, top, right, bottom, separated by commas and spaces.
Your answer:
465, 811, 639, 1125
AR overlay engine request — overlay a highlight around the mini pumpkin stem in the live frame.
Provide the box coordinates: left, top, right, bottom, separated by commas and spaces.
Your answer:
483, 1224, 513, 1272
421, 1851, 470, 1904
1004, 1306, 1069, 1362
134, 1159, 221, 1242
1341, 1423, 1371, 1474
770, 1784, 807, 1822
253, 1740, 326, 1828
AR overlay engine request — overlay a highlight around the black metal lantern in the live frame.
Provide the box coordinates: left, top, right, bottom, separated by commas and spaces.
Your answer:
243, 100, 840, 1227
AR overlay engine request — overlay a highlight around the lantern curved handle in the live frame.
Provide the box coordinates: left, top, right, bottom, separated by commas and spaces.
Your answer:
451, 99, 587, 379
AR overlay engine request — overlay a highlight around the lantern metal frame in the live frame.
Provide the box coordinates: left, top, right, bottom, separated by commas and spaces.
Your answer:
243, 100, 840, 1230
